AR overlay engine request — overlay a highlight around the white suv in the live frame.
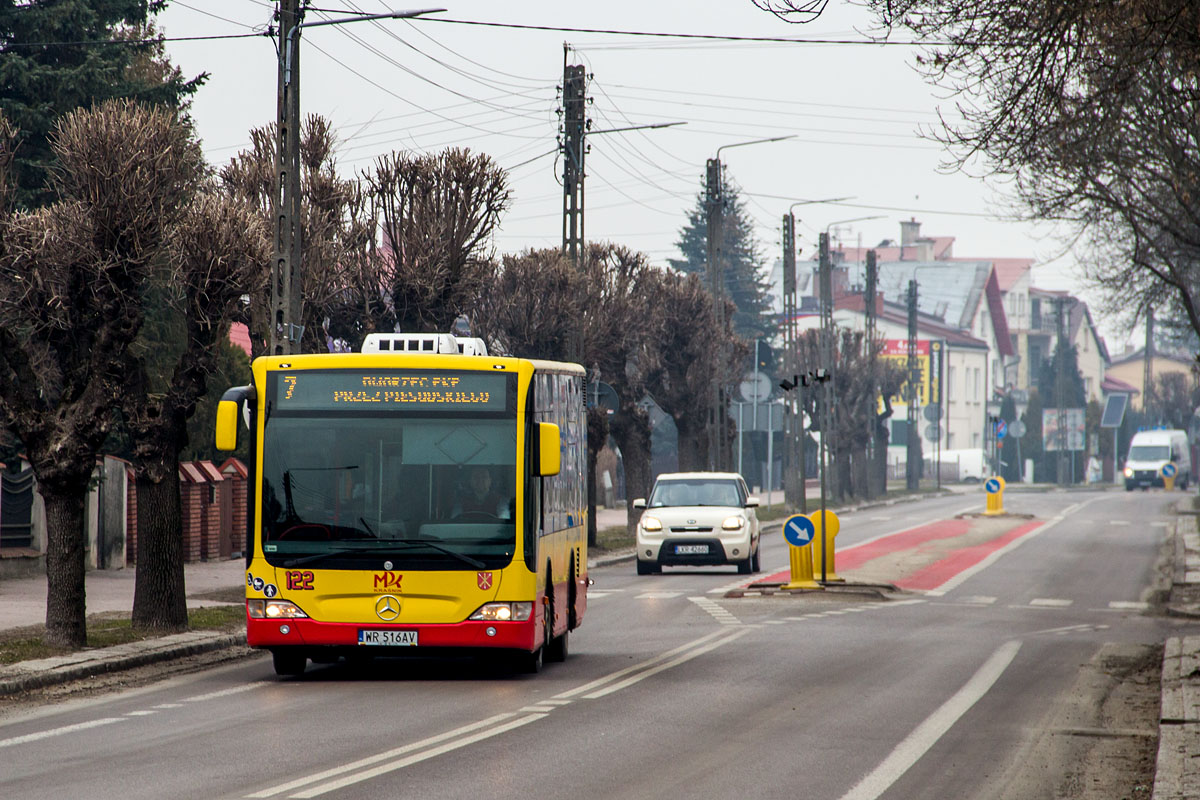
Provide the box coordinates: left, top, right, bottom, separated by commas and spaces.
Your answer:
633, 472, 761, 575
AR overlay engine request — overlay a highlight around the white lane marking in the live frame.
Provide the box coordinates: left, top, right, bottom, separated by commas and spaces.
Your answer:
1108, 601, 1149, 610
0, 717, 126, 749
1032, 623, 1109, 636
838, 640, 1022, 800
927, 496, 1104, 595
958, 596, 997, 605
582, 628, 751, 700
183, 682, 268, 703
289, 713, 548, 798
636, 591, 682, 600
689, 596, 741, 625
553, 628, 733, 700
764, 619, 788, 625
1110, 520, 1130, 526
519, 705, 559, 713
1029, 598, 1073, 607
587, 591, 617, 599
245, 713, 519, 798
870, 516, 892, 521
152, 703, 183, 709
124, 710, 157, 717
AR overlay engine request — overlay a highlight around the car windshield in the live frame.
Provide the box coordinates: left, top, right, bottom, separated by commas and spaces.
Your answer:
649, 479, 743, 508
260, 412, 517, 570
1129, 445, 1171, 461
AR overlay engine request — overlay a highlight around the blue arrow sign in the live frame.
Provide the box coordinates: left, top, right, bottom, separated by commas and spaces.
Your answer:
783, 514, 816, 547
1162, 463, 1177, 478
985, 478, 1002, 494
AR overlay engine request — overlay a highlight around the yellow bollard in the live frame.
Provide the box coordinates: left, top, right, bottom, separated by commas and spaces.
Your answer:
983, 476, 1006, 516
1162, 463, 1178, 491
781, 514, 820, 590
810, 510, 843, 583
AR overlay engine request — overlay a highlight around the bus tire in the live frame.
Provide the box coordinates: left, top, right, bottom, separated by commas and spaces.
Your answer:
272, 649, 307, 677
546, 628, 569, 663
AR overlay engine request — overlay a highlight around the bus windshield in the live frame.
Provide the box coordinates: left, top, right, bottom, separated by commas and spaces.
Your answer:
1129, 445, 1170, 461
260, 414, 518, 570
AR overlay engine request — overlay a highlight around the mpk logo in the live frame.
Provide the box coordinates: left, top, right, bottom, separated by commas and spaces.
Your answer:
373, 572, 403, 592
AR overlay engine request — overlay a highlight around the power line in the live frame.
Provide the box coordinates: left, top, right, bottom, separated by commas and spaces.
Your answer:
416, 17, 939, 46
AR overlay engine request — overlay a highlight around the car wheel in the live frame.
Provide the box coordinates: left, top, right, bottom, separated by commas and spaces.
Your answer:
751, 548, 761, 573
637, 559, 653, 576
271, 649, 307, 677
737, 556, 753, 575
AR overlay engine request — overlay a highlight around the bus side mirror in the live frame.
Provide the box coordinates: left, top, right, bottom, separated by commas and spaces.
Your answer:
215, 385, 255, 452
537, 423, 561, 476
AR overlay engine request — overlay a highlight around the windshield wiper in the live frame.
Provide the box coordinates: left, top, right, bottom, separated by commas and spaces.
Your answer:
280, 537, 485, 570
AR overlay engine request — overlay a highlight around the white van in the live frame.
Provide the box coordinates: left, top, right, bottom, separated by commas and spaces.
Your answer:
1124, 429, 1191, 490
938, 448, 991, 483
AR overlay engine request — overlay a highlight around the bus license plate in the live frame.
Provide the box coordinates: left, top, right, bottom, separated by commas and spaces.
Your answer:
358, 630, 418, 646
675, 544, 708, 554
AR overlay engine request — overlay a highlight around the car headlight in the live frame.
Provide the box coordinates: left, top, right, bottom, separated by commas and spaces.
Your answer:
1123, 467, 1133, 477
641, 516, 662, 532
247, 599, 309, 619
469, 602, 533, 621
722, 515, 746, 530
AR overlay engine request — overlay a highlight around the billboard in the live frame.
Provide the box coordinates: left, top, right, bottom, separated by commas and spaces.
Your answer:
1042, 408, 1086, 451
880, 339, 941, 407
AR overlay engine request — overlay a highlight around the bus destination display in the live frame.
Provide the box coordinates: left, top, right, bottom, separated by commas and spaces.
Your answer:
275, 371, 508, 411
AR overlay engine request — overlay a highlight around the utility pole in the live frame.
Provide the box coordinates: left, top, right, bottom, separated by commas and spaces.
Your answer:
782, 212, 802, 507
559, 51, 588, 363
906, 279, 920, 491
1055, 295, 1069, 484
865, 250, 880, 498
1144, 306, 1154, 417
818, 232, 836, 499
271, 0, 304, 356
706, 157, 726, 471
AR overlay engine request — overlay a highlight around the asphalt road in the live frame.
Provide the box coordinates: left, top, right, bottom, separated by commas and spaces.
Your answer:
0, 489, 1186, 800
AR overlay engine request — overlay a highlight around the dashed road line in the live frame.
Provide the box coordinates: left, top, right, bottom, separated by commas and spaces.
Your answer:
1029, 598, 1073, 607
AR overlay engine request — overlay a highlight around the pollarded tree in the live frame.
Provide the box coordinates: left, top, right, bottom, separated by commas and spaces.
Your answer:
220, 115, 377, 356
123, 189, 268, 632
365, 148, 510, 336
0, 4, 204, 209
0, 101, 203, 647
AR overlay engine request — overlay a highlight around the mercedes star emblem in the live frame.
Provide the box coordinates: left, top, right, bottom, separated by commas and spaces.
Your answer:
375, 594, 401, 621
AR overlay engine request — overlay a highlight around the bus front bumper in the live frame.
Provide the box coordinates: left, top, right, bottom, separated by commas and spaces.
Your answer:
247, 615, 538, 652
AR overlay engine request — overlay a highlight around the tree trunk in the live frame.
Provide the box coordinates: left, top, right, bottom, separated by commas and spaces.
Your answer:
43, 488, 89, 648
610, 407, 652, 537
851, 444, 869, 500
674, 414, 707, 472
586, 408, 608, 548
132, 466, 189, 632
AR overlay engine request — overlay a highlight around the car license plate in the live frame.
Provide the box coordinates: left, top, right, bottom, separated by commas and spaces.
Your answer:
675, 544, 708, 555
358, 629, 418, 646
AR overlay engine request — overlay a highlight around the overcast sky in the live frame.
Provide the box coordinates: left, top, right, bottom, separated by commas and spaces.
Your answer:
157, 1, 1131, 348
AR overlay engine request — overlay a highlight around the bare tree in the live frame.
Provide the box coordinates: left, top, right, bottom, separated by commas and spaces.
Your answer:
123, 190, 269, 632
220, 115, 375, 354
366, 148, 509, 335
866, 0, 1200, 342
644, 271, 745, 473
0, 101, 202, 647
470, 248, 583, 359
751, 0, 832, 23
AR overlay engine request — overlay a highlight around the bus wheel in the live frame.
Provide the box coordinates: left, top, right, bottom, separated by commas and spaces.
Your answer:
272, 649, 307, 677
546, 629, 569, 663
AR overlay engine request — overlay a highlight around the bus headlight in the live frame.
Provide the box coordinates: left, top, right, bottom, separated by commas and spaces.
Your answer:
469, 602, 533, 622
722, 516, 745, 530
641, 516, 662, 532
247, 599, 309, 619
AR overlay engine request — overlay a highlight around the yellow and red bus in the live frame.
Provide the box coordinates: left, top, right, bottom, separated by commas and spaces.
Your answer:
215, 333, 587, 675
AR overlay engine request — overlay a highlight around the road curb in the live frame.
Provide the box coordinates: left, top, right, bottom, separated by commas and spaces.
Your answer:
0, 631, 245, 696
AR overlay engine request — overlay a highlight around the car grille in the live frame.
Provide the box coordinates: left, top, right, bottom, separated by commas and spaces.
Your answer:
670, 525, 714, 533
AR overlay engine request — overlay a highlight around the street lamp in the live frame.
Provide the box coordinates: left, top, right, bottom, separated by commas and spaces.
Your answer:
270, 6, 446, 356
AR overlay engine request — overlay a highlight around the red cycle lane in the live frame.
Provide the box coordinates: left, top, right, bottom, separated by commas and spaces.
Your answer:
754, 516, 1046, 592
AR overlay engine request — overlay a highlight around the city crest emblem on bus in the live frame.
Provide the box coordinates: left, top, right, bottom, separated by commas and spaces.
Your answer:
477, 572, 493, 590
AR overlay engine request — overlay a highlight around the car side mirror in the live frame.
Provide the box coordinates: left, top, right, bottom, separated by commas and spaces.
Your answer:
632, 498, 646, 509
745, 497, 760, 508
